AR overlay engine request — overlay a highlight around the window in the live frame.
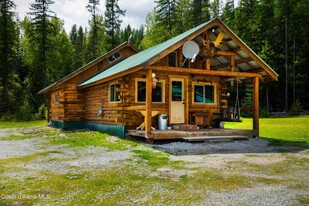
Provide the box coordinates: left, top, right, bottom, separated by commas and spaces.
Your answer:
136, 79, 164, 103
109, 83, 120, 102
107, 52, 121, 63
54, 92, 59, 104
193, 83, 216, 104
168, 52, 177, 67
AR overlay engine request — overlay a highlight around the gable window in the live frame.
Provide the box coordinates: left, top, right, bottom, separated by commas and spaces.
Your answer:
168, 52, 177, 67
109, 83, 120, 102
136, 79, 165, 103
193, 83, 216, 104
107, 52, 121, 63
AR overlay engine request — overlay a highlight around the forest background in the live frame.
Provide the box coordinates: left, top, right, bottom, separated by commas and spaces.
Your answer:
0, 0, 308, 121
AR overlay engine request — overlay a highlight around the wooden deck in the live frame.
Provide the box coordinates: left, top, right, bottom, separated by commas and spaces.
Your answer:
128, 128, 257, 141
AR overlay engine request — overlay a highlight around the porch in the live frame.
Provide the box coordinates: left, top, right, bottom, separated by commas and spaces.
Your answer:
128, 127, 256, 142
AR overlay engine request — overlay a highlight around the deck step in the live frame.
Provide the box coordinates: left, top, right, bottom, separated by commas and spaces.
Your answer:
182, 135, 249, 142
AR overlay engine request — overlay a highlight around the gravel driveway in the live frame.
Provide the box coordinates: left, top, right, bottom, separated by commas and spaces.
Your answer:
0, 126, 308, 205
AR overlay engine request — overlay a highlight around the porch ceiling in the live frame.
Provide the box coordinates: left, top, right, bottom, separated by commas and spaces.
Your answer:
192, 27, 275, 83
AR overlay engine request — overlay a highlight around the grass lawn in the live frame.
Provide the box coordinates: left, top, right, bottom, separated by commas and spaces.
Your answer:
0, 120, 47, 129
225, 115, 309, 143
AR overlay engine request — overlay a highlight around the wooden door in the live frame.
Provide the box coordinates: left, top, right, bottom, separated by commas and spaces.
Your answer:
170, 78, 185, 124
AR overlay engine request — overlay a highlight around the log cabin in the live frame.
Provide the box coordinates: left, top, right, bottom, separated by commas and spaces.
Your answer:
39, 18, 278, 141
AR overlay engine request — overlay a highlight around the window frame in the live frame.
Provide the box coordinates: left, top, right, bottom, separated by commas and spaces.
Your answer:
107, 52, 121, 63
168, 51, 178, 67
108, 82, 121, 103
135, 78, 165, 103
54, 92, 59, 104
192, 82, 217, 105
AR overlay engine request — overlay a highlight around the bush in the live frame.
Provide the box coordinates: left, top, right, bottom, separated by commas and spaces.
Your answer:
289, 99, 302, 116
0, 113, 17, 121
36, 103, 47, 120
260, 107, 270, 118
18, 100, 34, 121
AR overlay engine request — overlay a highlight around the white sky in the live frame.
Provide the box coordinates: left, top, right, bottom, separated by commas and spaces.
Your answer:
14, 0, 156, 33
14, 0, 239, 34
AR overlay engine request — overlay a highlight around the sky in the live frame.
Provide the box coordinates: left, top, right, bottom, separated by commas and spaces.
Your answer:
14, 0, 156, 33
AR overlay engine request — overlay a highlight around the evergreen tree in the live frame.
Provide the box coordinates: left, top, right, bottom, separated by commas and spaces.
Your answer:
69, 24, 77, 44
28, 0, 56, 106
155, 0, 179, 38
191, 0, 210, 27
70, 24, 85, 69
0, 0, 17, 114
104, 0, 126, 50
210, 0, 223, 18
86, 0, 100, 59
85, 15, 105, 62
47, 18, 74, 82
176, 0, 192, 32
221, 0, 234, 23
140, 9, 167, 49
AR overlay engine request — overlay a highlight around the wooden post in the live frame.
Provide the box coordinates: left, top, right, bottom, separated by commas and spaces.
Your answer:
230, 55, 235, 72
253, 76, 259, 137
206, 58, 210, 70
145, 69, 152, 138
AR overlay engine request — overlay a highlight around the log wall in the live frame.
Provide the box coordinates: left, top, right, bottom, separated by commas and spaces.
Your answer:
82, 68, 228, 129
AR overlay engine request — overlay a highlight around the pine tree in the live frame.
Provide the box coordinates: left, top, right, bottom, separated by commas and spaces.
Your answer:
104, 0, 126, 50
85, 14, 105, 62
155, 0, 179, 37
86, 0, 100, 59
0, 0, 17, 114
69, 24, 77, 44
221, 0, 234, 23
191, 0, 210, 27
28, 0, 55, 105
210, 0, 223, 18
70, 24, 85, 69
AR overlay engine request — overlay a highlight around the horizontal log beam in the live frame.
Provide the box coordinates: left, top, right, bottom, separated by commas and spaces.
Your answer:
214, 50, 236, 56
151, 66, 261, 78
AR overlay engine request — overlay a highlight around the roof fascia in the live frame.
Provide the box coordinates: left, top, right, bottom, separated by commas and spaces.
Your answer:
217, 20, 279, 81
143, 19, 218, 68
38, 42, 138, 94
78, 65, 144, 89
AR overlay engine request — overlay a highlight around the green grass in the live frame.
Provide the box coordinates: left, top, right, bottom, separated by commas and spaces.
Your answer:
0, 120, 46, 129
225, 115, 309, 143
132, 149, 170, 168
50, 131, 140, 151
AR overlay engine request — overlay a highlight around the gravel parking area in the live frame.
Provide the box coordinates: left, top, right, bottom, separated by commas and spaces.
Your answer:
0, 127, 308, 205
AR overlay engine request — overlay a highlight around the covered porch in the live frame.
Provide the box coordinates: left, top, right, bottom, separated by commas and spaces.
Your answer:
142, 67, 260, 141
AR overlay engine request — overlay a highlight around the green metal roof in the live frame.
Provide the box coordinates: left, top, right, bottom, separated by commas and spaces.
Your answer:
79, 20, 211, 87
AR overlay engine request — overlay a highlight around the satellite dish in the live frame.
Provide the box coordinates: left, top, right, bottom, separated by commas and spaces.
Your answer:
182, 41, 199, 59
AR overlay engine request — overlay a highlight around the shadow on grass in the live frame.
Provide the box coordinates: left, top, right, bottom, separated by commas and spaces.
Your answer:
148, 137, 309, 156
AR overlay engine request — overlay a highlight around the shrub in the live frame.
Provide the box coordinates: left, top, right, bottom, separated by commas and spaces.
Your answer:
36, 103, 47, 120
260, 107, 270, 118
0, 113, 17, 121
289, 99, 302, 116
18, 100, 34, 121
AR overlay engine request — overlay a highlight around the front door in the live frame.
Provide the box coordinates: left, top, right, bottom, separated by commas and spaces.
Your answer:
170, 78, 185, 124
